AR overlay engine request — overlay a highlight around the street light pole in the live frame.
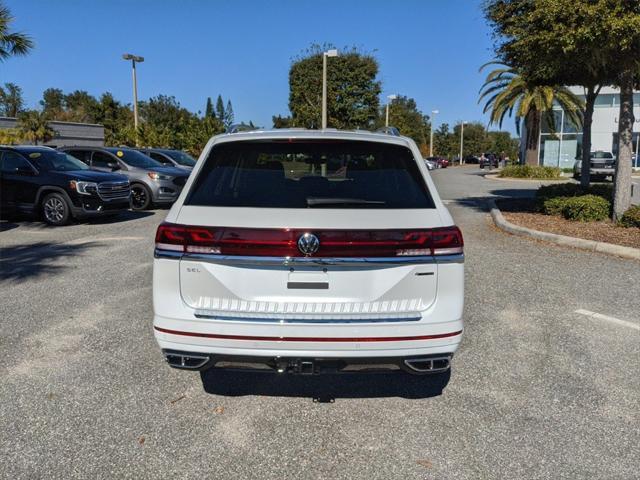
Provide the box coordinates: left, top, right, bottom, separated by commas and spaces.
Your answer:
385, 94, 397, 127
122, 53, 144, 145
459, 121, 467, 165
321, 49, 338, 129
430, 110, 439, 157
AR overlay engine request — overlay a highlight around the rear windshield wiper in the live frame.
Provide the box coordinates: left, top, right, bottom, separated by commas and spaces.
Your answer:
306, 197, 387, 207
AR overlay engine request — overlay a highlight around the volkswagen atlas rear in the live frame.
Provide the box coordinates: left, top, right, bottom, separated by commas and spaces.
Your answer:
153, 129, 464, 376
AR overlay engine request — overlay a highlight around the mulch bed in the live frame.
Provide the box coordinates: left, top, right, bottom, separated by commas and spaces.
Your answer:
496, 198, 640, 250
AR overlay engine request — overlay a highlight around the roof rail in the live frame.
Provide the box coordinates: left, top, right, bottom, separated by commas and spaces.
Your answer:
375, 126, 400, 136
226, 123, 259, 134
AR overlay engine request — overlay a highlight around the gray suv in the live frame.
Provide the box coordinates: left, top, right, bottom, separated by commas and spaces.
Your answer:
137, 148, 196, 170
60, 146, 189, 210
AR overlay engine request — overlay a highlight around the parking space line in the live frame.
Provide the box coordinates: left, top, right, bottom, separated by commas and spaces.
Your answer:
575, 309, 639, 331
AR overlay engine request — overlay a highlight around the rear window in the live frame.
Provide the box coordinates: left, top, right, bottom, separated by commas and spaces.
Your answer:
185, 140, 434, 209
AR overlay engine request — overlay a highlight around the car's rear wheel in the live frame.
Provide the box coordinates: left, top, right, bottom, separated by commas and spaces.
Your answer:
42, 193, 71, 226
131, 183, 152, 210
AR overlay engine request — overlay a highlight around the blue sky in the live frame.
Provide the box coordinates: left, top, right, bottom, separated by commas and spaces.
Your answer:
3, 0, 508, 131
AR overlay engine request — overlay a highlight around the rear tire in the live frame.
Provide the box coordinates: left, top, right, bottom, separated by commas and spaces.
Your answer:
42, 193, 71, 226
131, 183, 152, 210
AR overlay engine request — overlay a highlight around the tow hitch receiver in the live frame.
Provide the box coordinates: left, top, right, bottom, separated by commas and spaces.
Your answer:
276, 358, 317, 374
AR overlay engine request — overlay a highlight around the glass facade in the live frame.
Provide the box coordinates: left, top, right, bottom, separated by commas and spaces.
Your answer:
539, 109, 582, 169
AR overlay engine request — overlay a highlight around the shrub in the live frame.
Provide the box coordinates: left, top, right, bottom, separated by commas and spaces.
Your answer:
560, 195, 610, 222
542, 196, 569, 216
620, 205, 640, 228
536, 183, 613, 202
499, 165, 562, 179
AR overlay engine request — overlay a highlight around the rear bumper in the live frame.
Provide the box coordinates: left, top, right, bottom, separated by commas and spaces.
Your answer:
153, 317, 463, 359
161, 349, 454, 375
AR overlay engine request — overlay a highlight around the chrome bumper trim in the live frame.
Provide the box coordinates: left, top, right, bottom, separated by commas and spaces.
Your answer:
193, 312, 422, 324
154, 250, 464, 266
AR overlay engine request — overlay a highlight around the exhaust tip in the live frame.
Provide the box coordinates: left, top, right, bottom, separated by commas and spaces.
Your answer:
164, 352, 210, 370
403, 356, 451, 374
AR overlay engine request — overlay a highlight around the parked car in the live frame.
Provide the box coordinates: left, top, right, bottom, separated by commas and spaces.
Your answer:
425, 156, 448, 169
479, 153, 498, 169
425, 158, 437, 170
464, 155, 480, 164
0, 146, 130, 226
573, 151, 616, 181
137, 148, 197, 170
60, 146, 190, 210
153, 129, 464, 377
437, 157, 449, 168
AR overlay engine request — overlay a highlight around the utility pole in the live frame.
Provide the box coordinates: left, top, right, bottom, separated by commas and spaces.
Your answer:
321, 49, 338, 129
430, 109, 439, 156
386, 94, 397, 127
122, 53, 144, 145
459, 121, 467, 165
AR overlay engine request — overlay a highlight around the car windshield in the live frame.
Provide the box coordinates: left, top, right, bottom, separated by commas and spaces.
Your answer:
29, 151, 89, 171
185, 139, 435, 209
108, 149, 163, 168
592, 152, 613, 159
165, 150, 196, 166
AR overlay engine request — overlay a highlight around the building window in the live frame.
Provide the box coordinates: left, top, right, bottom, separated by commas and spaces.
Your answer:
538, 109, 582, 168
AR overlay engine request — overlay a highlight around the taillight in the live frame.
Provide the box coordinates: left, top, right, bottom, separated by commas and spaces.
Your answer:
155, 223, 463, 257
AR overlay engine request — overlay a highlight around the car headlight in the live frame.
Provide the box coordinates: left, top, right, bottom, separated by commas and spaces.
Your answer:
70, 180, 98, 195
148, 172, 173, 181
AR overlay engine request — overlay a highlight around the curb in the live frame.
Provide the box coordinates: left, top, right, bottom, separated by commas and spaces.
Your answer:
488, 199, 640, 261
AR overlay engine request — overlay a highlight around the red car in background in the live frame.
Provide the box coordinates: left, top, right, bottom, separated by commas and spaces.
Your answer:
425, 156, 449, 168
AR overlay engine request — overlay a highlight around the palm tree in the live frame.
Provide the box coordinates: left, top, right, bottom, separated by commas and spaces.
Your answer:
17, 110, 55, 145
479, 63, 584, 165
0, 3, 33, 62
0, 82, 24, 116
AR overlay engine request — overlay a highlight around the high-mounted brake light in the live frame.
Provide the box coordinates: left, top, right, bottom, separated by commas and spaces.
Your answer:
155, 223, 463, 257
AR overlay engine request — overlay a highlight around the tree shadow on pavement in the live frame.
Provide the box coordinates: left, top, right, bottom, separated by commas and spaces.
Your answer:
85, 210, 155, 225
0, 241, 101, 283
0, 220, 19, 232
200, 369, 450, 401
451, 189, 538, 213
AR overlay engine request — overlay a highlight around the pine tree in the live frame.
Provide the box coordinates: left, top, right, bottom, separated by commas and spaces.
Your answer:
224, 100, 234, 128
205, 97, 213, 118
215, 95, 225, 122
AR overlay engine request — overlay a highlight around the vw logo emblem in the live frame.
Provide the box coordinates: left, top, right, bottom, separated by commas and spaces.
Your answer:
297, 233, 320, 256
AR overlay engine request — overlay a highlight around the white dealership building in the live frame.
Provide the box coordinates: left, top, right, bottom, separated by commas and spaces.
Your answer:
520, 86, 640, 168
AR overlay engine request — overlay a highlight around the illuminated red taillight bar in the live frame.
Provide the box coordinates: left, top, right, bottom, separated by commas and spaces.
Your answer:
155, 223, 463, 257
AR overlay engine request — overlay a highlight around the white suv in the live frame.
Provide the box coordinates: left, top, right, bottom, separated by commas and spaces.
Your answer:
153, 129, 464, 376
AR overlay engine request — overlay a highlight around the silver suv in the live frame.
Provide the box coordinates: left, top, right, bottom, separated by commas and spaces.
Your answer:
573, 151, 616, 181
61, 147, 190, 209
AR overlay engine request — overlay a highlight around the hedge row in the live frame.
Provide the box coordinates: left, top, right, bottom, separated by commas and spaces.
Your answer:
541, 194, 610, 222
620, 205, 640, 228
499, 165, 562, 179
535, 183, 639, 227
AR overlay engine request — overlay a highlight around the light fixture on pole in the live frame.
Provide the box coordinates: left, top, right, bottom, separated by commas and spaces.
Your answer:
321, 49, 338, 129
430, 109, 439, 157
122, 53, 144, 145
385, 94, 398, 127
459, 121, 468, 165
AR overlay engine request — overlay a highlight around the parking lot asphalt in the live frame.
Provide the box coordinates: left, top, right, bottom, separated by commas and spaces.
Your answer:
1, 167, 638, 479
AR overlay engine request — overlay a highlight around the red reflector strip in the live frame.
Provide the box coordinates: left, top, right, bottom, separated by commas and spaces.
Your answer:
154, 326, 462, 342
